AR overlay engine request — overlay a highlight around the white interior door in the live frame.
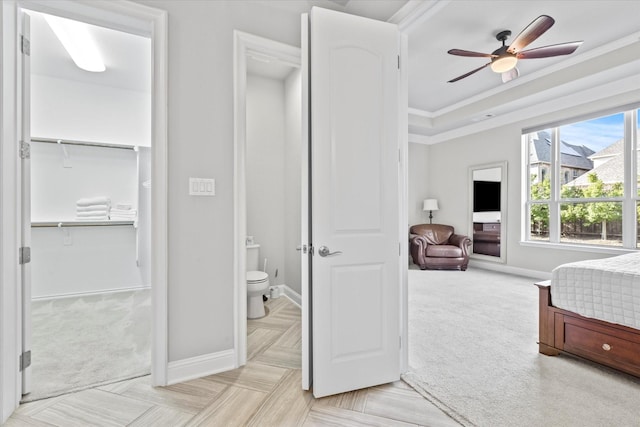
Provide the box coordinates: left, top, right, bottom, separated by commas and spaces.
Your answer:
300, 13, 312, 391
309, 7, 401, 398
19, 10, 32, 395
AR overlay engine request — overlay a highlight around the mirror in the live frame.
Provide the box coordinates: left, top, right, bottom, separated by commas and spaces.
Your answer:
469, 162, 507, 263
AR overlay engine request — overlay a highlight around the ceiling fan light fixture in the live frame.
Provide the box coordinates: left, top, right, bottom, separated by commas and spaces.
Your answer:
490, 55, 518, 73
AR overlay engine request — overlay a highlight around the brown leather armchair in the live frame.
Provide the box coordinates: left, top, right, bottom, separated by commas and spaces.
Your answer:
409, 224, 471, 271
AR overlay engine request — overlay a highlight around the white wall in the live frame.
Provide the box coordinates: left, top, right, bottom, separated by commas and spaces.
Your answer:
31, 75, 151, 146
125, 0, 302, 363
29, 141, 145, 297
284, 69, 302, 295
246, 74, 286, 288
408, 142, 430, 226
31, 226, 143, 298
30, 35, 152, 297
246, 69, 301, 295
426, 90, 640, 274
30, 142, 138, 221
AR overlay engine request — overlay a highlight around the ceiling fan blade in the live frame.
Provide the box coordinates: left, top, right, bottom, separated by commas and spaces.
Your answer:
507, 15, 555, 54
448, 49, 496, 58
447, 63, 491, 83
517, 41, 583, 59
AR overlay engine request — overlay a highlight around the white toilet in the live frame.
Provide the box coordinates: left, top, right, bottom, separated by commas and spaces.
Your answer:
246, 243, 269, 319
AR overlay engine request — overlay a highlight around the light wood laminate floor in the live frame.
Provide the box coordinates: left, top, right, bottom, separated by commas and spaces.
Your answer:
7, 297, 460, 426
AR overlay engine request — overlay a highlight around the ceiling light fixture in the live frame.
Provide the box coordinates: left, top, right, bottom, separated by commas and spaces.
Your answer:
490, 53, 518, 73
44, 14, 106, 73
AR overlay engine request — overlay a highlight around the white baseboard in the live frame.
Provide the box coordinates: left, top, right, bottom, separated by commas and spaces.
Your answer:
276, 284, 301, 307
167, 349, 235, 385
469, 260, 551, 280
32, 285, 152, 301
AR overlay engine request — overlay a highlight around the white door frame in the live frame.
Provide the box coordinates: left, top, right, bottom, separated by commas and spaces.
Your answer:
0, 0, 168, 421
232, 31, 301, 367
398, 32, 409, 374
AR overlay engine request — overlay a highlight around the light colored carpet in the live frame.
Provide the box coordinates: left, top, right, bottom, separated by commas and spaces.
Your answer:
404, 267, 640, 427
24, 289, 151, 402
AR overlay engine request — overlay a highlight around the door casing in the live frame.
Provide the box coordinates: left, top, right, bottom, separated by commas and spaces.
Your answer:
232, 30, 302, 368
0, 0, 168, 421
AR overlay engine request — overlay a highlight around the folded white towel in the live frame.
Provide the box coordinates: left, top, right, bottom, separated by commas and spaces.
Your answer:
76, 211, 109, 218
110, 208, 137, 214
76, 204, 110, 213
110, 214, 137, 219
76, 215, 108, 221
76, 197, 111, 207
115, 202, 132, 210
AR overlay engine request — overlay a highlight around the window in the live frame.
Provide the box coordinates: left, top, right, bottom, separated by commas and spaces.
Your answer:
523, 108, 639, 249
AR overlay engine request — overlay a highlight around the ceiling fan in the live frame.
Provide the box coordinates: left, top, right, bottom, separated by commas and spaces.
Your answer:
447, 15, 583, 83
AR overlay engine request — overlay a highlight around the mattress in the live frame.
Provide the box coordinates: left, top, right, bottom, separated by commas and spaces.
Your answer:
551, 252, 640, 330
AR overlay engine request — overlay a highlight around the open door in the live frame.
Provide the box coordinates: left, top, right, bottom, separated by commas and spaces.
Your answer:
306, 7, 401, 398
300, 13, 312, 391
19, 10, 32, 396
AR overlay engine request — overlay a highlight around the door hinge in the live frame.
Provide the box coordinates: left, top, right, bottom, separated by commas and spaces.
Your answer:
19, 247, 31, 265
397, 55, 400, 69
399, 336, 402, 349
21, 35, 30, 56
20, 140, 31, 159
20, 350, 31, 371
399, 242, 401, 256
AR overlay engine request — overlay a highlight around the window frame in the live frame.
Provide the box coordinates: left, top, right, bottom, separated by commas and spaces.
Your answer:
522, 108, 639, 251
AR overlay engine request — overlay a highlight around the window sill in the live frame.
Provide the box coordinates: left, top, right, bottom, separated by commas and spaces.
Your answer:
519, 240, 637, 255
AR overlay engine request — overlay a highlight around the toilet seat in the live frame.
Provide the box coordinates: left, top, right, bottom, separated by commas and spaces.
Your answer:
247, 270, 268, 284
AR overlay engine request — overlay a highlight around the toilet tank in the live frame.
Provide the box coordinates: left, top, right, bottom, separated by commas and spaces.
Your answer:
246, 244, 260, 271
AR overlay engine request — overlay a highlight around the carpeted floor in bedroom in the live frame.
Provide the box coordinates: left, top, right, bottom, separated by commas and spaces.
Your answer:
404, 266, 640, 427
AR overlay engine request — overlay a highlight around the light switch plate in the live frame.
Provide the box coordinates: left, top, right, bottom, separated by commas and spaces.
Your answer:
189, 178, 215, 196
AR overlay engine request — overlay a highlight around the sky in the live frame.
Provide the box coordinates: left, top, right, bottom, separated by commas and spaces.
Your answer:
559, 112, 626, 153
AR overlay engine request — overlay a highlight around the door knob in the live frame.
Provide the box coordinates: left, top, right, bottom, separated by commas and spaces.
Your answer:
318, 246, 342, 257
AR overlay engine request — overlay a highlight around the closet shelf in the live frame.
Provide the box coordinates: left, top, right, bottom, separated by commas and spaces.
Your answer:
32, 220, 135, 228
31, 137, 137, 151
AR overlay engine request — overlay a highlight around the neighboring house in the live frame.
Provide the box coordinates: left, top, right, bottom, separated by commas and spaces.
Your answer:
566, 139, 623, 187
528, 130, 595, 184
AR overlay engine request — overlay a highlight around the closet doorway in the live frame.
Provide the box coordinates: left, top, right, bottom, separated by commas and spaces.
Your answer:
22, 9, 153, 401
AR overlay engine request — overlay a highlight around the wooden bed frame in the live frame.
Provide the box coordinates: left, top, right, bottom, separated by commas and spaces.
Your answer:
536, 280, 640, 378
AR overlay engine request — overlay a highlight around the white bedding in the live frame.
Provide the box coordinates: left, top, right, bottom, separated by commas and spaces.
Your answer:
551, 252, 640, 330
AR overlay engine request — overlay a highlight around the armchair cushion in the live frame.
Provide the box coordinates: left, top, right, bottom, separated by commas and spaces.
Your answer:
409, 224, 471, 271
426, 245, 463, 258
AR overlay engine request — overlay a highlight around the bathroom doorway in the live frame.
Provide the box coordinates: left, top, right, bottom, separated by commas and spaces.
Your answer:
234, 31, 303, 368
22, 9, 153, 401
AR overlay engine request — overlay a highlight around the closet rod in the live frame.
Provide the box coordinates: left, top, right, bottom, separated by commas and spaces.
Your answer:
31, 221, 135, 228
31, 137, 136, 151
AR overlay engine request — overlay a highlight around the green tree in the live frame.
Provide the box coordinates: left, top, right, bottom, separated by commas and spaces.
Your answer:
560, 184, 586, 226
582, 173, 623, 240
530, 174, 550, 235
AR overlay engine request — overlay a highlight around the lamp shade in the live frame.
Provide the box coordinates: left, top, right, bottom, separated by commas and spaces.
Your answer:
423, 199, 439, 211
